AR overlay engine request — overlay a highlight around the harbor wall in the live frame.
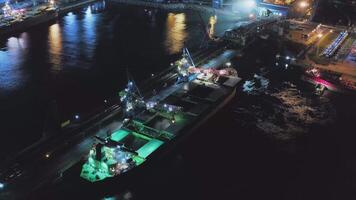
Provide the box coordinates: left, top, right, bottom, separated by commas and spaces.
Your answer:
1, 0, 240, 36
0, 11, 57, 36
58, 0, 99, 14
108, 0, 239, 17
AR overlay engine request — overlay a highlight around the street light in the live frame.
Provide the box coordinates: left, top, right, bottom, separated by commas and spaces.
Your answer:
299, 1, 309, 8
232, 0, 256, 13
244, 0, 256, 8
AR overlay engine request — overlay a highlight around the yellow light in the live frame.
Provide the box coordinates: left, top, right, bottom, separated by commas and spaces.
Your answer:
48, 24, 62, 71
209, 15, 217, 38
317, 33, 323, 38
299, 1, 309, 8
165, 13, 187, 54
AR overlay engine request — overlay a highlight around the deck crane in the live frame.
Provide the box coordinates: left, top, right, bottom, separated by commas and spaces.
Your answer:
119, 71, 183, 124
176, 47, 196, 82
119, 71, 145, 117
176, 47, 237, 83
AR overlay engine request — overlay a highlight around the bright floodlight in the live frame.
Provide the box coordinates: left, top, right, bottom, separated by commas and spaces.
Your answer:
244, 0, 256, 8
0, 182, 4, 189
232, 0, 256, 13
299, 1, 309, 8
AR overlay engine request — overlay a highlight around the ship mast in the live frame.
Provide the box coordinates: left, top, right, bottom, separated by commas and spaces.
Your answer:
119, 70, 144, 117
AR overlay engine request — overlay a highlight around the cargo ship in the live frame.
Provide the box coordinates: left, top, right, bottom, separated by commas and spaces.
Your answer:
80, 49, 241, 183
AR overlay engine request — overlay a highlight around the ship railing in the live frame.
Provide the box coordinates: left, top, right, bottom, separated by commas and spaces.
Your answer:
130, 121, 174, 141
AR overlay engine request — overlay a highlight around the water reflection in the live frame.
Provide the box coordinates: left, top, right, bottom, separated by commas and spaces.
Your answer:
83, 6, 97, 58
62, 11, 79, 68
209, 15, 217, 38
48, 23, 63, 71
165, 13, 187, 54
0, 34, 28, 91
90, 0, 106, 14
60, 5, 100, 69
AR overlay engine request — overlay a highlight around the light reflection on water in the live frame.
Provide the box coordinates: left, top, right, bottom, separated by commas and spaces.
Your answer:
49, 23, 63, 71
0, 5, 230, 93
59, 5, 100, 70
208, 15, 217, 38
0, 34, 28, 91
62, 11, 83, 68
83, 6, 97, 57
165, 13, 187, 54
0, 2, 104, 92
0, 3, 238, 160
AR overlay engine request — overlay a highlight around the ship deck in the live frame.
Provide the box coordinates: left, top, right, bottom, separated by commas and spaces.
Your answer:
80, 50, 242, 182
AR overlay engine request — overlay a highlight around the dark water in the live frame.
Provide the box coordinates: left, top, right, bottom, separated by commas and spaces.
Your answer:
0, 1, 234, 158
2, 2, 356, 200
313, 0, 355, 26
38, 34, 356, 200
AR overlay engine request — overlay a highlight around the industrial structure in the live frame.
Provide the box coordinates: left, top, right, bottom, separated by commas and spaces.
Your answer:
80, 49, 241, 182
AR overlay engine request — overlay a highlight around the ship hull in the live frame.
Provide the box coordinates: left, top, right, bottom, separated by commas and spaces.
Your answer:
85, 86, 238, 188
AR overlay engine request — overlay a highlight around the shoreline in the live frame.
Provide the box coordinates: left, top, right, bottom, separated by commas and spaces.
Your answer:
1, 0, 240, 37
0, 0, 99, 37
58, 0, 99, 14
108, 0, 240, 17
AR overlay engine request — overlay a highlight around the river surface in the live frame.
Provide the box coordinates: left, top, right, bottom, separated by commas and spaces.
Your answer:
1, 2, 356, 200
